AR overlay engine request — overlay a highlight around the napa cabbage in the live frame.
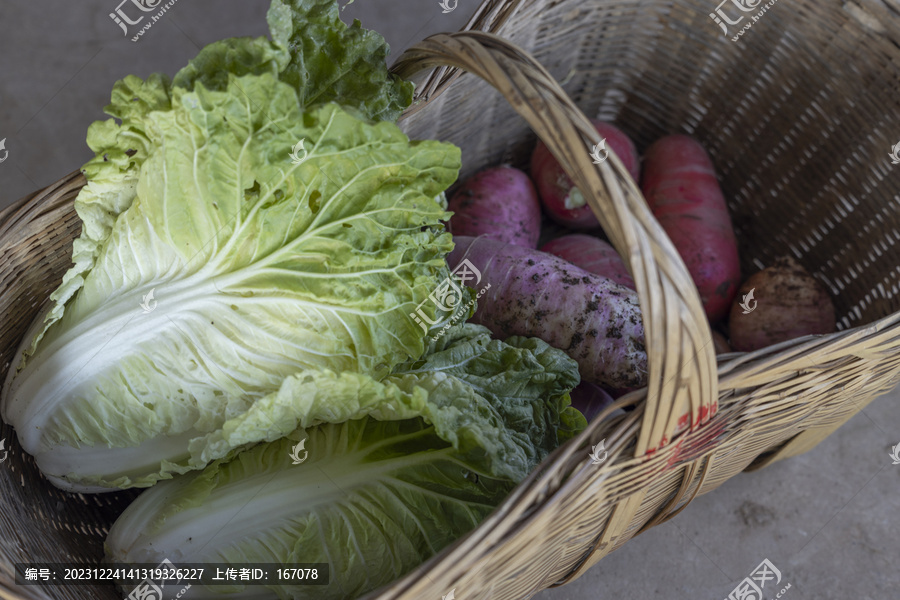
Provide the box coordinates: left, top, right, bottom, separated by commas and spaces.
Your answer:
0, 0, 456, 492
106, 324, 584, 599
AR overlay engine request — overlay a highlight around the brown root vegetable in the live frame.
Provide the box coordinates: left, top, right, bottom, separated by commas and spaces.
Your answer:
711, 330, 732, 354
729, 256, 836, 352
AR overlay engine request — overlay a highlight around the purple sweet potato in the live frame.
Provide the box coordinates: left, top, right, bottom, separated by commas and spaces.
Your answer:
448, 235, 647, 389
447, 166, 542, 248
570, 381, 620, 421
540, 234, 636, 289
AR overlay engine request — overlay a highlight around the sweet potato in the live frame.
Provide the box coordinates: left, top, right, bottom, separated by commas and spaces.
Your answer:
641, 135, 741, 323
729, 256, 836, 352
447, 166, 542, 248
531, 120, 640, 229
569, 381, 620, 422
448, 235, 647, 389
711, 330, 732, 354
540, 234, 635, 289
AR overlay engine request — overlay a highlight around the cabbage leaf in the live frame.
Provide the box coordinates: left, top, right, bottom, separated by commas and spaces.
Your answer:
106, 324, 583, 599
1, 73, 458, 491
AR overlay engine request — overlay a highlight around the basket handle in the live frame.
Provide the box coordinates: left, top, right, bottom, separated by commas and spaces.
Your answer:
391, 31, 718, 455
391, 0, 527, 105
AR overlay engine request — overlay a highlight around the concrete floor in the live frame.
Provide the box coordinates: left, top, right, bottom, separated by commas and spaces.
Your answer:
1, 1, 898, 599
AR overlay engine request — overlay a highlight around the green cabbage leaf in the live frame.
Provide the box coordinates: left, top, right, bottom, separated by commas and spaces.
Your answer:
1, 71, 457, 491
106, 324, 583, 599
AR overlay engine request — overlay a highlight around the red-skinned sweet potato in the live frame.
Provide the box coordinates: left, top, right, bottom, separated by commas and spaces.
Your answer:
447, 166, 542, 248
448, 235, 647, 389
641, 135, 741, 323
540, 234, 635, 289
531, 120, 640, 230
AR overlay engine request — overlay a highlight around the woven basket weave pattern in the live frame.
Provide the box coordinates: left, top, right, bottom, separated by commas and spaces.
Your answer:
2, 0, 900, 599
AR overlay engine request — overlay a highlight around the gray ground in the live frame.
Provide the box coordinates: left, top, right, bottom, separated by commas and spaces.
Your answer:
1, 1, 898, 599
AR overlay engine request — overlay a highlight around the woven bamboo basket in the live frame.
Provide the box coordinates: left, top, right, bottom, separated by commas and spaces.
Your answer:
3, 0, 900, 599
